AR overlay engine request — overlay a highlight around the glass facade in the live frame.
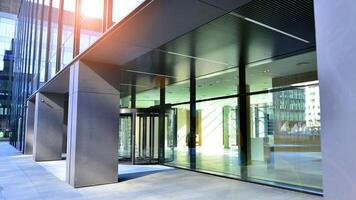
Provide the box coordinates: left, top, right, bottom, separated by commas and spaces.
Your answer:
0, 12, 16, 141
153, 52, 321, 192
127, 4, 321, 191
79, 0, 104, 53
10, 0, 147, 150
60, 0, 75, 68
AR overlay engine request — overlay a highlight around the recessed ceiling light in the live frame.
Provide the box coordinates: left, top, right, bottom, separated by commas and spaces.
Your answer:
296, 62, 310, 66
263, 69, 270, 73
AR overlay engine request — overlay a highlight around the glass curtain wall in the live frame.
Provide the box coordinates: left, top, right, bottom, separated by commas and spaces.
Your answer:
11, 0, 147, 151
79, 0, 104, 53
32, 0, 42, 91
0, 12, 16, 140
112, 0, 145, 23
60, 0, 75, 68
48, 0, 59, 79
159, 51, 321, 192
39, 0, 50, 86
245, 51, 321, 190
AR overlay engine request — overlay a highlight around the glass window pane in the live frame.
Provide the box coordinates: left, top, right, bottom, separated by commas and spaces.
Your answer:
247, 51, 318, 93
48, 0, 60, 79
112, 0, 145, 23
247, 84, 322, 190
61, 0, 75, 68
195, 98, 240, 177
79, 0, 104, 53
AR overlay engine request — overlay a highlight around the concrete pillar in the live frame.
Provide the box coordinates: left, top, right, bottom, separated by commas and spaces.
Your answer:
66, 61, 119, 188
33, 93, 65, 161
24, 100, 35, 155
314, 1, 356, 199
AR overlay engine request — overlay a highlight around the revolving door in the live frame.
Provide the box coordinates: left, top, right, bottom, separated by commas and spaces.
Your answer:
119, 108, 176, 164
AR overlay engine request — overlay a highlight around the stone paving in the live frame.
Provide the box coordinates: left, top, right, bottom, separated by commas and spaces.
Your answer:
0, 142, 323, 200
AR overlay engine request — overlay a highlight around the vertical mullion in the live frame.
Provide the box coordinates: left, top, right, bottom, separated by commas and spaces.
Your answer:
31, 0, 39, 91
44, 0, 53, 82
55, 0, 64, 72
73, 0, 81, 57
189, 59, 196, 170
158, 78, 165, 163
36, 0, 45, 88
107, 0, 113, 28
103, 0, 107, 31
238, 33, 250, 179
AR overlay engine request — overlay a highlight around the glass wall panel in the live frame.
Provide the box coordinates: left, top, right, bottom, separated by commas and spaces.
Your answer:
165, 103, 191, 169
165, 81, 190, 104
0, 16, 16, 70
245, 50, 321, 191
246, 85, 321, 191
60, 0, 75, 68
48, 0, 60, 79
194, 98, 240, 177
79, 0, 103, 53
135, 89, 159, 108
32, 0, 42, 90
246, 51, 318, 93
112, 0, 145, 23
28, 0, 36, 94
39, 0, 50, 85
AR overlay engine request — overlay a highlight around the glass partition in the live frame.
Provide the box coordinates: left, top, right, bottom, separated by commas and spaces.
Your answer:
247, 84, 322, 190
165, 103, 191, 169
195, 98, 240, 177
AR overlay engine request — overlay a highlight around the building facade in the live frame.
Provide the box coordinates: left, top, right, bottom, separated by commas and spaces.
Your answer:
8, 0, 356, 199
0, 11, 16, 141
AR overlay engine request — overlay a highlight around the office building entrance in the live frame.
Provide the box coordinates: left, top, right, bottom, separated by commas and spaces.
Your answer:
119, 108, 159, 164
119, 108, 176, 165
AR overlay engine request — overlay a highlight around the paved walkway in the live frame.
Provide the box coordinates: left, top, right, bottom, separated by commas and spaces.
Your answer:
0, 142, 322, 200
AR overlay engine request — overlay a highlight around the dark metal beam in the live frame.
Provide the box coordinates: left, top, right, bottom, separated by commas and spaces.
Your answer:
158, 77, 165, 163
189, 58, 196, 170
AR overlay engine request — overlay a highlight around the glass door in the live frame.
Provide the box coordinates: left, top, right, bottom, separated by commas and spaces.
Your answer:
134, 111, 160, 164
118, 113, 133, 161
119, 108, 177, 164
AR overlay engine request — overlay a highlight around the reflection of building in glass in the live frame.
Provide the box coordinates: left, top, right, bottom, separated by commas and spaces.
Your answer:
0, 13, 15, 140
273, 89, 306, 135
305, 85, 321, 131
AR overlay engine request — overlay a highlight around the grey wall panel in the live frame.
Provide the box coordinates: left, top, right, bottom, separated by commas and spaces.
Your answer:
66, 61, 119, 188
24, 100, 35, 155
33, 92, 65, 161
314, 1, 356, 199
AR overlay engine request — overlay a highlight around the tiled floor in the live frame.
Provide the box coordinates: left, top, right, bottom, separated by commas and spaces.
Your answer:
170, 148, 322, 190
0, 142, 322, 200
